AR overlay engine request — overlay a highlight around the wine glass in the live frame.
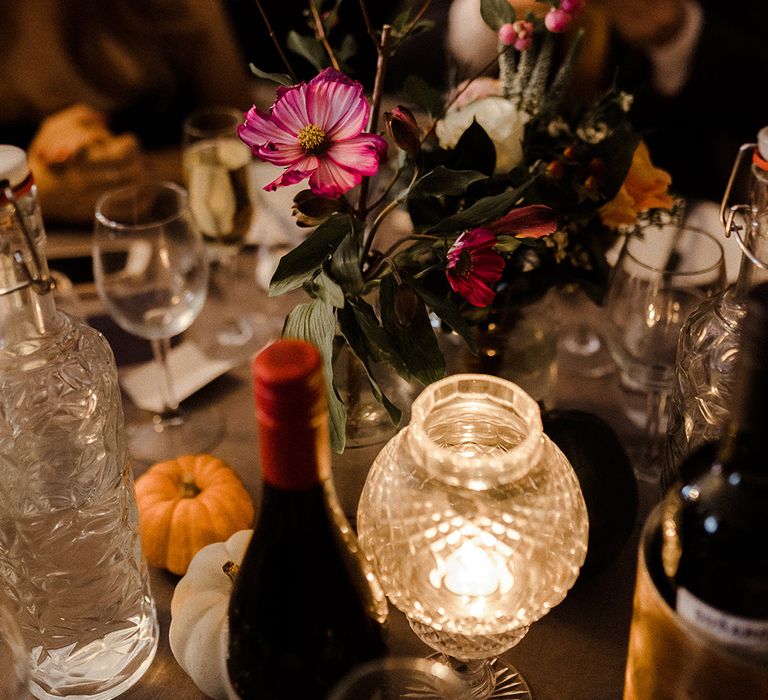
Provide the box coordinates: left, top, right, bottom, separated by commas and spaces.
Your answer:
93, 181, 223, 462
328, 657, 469, 700
182, 106, 254, 268
603, 224, 726, 481
182, 106, 263, 348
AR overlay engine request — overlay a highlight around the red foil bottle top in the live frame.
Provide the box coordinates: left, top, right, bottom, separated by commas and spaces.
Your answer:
252, 339, 331, 490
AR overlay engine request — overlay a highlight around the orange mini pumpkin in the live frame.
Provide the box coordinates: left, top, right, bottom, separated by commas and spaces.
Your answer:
135, 454, 255, 575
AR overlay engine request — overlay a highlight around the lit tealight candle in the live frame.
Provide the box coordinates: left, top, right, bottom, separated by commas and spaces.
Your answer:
442, 540, 500, 597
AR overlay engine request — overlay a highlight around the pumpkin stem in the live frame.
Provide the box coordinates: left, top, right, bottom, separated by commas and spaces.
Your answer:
180, 478, 201, 499
223, 561, 240, 583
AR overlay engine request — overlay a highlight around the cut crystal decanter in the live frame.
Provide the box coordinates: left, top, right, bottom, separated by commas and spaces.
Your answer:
0, 145, 158, 699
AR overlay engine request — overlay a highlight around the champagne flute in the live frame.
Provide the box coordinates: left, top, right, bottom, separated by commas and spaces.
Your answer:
93, 181, 223, 462
182, 106, 264, 348
182, 106, 254, 269
603, 224, 726, 481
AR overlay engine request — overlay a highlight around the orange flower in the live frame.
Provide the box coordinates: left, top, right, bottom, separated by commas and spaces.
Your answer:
599, 141, 674, 228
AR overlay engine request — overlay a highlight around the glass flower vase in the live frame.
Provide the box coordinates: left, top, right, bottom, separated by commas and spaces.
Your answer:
357, 374, 588, 699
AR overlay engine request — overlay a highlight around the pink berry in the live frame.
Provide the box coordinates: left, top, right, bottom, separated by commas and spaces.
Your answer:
498, 23, 517, 46
545, 8, 573, 33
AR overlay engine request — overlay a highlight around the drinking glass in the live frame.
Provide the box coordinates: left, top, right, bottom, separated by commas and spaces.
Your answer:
182, 106, 254, 268
93, 181, 223, 462
604, 225, 726, 481
328, 657, 469, 700
182, 106, 264, 348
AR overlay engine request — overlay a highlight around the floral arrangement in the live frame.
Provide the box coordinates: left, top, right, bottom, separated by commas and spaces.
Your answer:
239, 0, 674, 449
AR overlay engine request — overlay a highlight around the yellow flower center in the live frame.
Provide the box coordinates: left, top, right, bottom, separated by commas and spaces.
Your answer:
456, 249, 474, 278
297, 124, 328, 155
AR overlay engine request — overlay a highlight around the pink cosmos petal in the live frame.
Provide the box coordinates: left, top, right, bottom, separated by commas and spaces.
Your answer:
467, 249, 505, 284
269, 83, 312, 136
325, 134, 389, 177
448, 274, 497, 307
308, 158, 362, 198
256, 142, 306, 166
306, 69, 369, 139
264, 167, 316, 192
446, 227, 504, 307
238, 109, 297, 149
488, 205, 557, 239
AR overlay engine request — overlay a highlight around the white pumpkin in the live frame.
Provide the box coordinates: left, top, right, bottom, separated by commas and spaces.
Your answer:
169, 529, 252, 700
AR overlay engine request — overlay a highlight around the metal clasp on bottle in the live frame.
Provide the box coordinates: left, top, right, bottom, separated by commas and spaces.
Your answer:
719, 143, 768, 272
0, 178, 54, 296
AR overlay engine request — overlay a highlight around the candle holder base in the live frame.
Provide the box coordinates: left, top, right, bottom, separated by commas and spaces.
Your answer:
429, 655, 532, 700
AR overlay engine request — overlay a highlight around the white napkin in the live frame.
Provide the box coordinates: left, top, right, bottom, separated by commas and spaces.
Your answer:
120, 342, 239, 413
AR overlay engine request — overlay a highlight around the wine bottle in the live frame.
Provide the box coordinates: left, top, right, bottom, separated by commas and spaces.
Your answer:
227, 339, 388, 699
661, 282, 768, 659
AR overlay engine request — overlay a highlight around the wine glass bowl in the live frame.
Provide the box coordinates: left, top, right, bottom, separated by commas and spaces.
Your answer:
357, 374, 588, 699
93, 181, 222, 462
603, 224, 726, 480
182, 106, 254, 265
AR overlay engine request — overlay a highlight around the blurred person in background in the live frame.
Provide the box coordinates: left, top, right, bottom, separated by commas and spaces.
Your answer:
0, 0, 253, 224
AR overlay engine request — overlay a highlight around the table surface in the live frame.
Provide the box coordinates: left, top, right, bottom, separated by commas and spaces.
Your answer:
44, 238, 659, 700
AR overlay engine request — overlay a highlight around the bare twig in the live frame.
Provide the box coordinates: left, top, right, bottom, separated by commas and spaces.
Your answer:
308, 0, 340, 70
253, 0, 297, 81
357, 0, 379, 44
357, 23, 393, 213
394, 0, 433, 46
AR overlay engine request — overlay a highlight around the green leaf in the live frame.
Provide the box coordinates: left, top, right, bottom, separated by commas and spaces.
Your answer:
412, 166, 487, 197
282, 299, 347, 453
403, 272, 478, 354
307, 271, 345, 308
494, 235, 523, 254
402, 75, 444, 118
480, 0, 516, 30
425, 176, 538, 233
449, 120, 496, 175
380, 277, 445, 386
286, 31, 327, 71
337, 308, 402, 428
248, 64, 293, 86
269, 214, 353, 296
348, 299, 410, 377
330, 228, 365, 297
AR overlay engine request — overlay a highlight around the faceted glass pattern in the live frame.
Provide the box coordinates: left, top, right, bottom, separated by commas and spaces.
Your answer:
0, 314, 158, 699
357, 375, 588, 661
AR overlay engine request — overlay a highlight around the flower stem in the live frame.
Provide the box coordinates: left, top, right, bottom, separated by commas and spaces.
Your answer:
253, 0, 296, 81
309, 0, 340, 70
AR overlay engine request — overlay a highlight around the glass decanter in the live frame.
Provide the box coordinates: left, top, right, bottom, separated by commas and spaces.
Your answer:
357, 374, 588, 699
664, 129, 768, 491
0, 145, 158, 699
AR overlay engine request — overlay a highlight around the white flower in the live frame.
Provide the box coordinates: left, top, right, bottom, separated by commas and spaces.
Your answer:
618, 92, 634, 112
435, 97, 530, 174
576, 121, 609, 144
547, 116, 571, 138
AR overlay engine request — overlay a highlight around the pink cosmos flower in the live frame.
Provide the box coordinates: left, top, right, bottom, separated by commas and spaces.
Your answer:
487, 204, 557, 239
446, 228, 505, 307
238, 68, 388, 198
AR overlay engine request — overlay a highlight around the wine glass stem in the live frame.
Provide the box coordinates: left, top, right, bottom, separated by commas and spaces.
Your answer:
442, 656, 495, 699
150, 337, 182, 422
643, 388, 668, 468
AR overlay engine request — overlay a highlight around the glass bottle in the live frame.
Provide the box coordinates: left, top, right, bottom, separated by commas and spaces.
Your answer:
663, 127, 768, 490
0, 145, 158, 699
227, 339, 388, 700
660, 282, 768, 660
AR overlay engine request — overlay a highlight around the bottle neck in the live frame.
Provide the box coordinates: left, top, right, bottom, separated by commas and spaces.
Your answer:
258, 410, 332, 491
0, 197, 59, 352
733, 166, 768, 300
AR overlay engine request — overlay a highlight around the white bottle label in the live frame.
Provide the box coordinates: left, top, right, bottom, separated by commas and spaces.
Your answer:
677, 588, 768, 653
